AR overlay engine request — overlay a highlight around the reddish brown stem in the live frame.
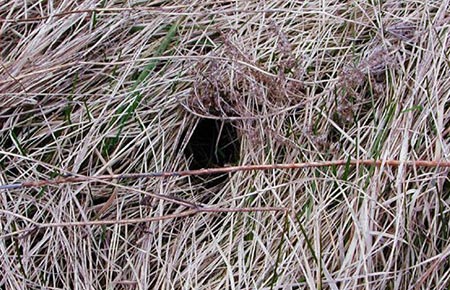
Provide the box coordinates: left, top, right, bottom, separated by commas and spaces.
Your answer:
1, 159, 449, 190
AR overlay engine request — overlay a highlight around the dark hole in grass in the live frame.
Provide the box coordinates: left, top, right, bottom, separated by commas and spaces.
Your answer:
184, 119, 240, 187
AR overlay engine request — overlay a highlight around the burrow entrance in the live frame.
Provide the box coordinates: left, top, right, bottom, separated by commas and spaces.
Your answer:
183, 119, 240, 187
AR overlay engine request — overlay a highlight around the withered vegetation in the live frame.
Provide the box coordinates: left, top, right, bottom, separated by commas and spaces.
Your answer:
1, 1, 449, 289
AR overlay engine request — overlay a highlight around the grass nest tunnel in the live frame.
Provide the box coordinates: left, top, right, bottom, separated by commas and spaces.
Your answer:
183, 118, 240, 188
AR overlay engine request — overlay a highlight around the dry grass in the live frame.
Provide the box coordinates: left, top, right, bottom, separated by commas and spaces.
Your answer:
1, 0, 450, 289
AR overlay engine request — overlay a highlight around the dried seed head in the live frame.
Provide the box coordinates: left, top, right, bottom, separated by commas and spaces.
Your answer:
386, 21, 417, 42
359, 47, 394, 77
340, 65, 365, 89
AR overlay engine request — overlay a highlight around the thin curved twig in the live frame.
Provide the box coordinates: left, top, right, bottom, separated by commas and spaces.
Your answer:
0, 206, 288, 238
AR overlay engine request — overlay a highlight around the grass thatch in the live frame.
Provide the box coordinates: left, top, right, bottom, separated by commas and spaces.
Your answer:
1, 1, 450, 289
